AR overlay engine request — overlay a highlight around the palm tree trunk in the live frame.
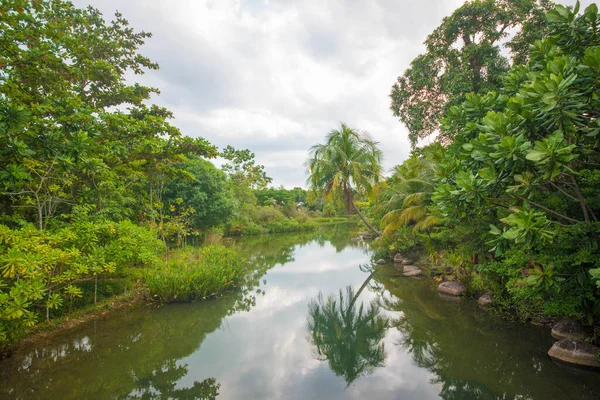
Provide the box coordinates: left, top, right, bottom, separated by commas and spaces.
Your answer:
347, 271, 376, 311
351, 201, 381, 237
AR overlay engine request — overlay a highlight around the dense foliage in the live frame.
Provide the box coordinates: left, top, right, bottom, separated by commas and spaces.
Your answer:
0, 217, 163, 347
379, 1, 600, 329
390, 0, 553, 147
0, 0, 315, 353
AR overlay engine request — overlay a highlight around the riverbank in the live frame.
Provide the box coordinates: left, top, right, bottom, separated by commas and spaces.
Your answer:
3, 228, 599, 399
377, 250, 599, 351
1, 284, 144, 359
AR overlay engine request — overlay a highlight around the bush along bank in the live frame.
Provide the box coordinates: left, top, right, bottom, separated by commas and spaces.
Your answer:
144, 245, 245, 303
366, 3, 600, 345
0, 220, 164, 357
379, 247, 600, 369
223, 206, 318, 236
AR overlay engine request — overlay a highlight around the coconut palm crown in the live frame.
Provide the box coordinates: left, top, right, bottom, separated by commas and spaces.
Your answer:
306, 123, 383, 236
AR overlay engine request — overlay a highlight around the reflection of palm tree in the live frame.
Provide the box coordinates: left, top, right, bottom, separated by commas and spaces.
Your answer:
307, 272, 388, 386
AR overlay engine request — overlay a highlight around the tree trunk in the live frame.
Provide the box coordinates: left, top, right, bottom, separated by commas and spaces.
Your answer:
351, 202, 381, 237
568, 174, 590, 222
46, 288, 51, 323
347, 271, 376, 311
94, 275, 98, 305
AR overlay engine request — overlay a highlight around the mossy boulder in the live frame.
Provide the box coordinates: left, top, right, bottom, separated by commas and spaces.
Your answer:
477, 292, 493, 306
438, 281, 466, 296
548, 339, 600, 369
551, 319, 586, 341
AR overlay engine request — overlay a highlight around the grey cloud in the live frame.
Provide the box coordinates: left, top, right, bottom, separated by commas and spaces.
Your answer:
69, 0, 582, 188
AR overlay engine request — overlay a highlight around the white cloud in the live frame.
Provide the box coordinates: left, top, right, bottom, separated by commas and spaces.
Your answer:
71, 0, 582, 187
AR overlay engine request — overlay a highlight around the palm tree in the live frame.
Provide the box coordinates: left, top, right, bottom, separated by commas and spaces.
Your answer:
306, 271, 389, 386
306, 123, 383, 236
379, 143, 444, 235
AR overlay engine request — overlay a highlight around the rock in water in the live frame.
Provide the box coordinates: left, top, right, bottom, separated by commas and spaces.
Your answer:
401, 259, 413, 265
478, 292, 493, 306
548, 339, 600, 368
403, 265, 422, 277
438, 281, 466, 296
393, 253, 404, 263
375, 259, 386, 265
551, 319, 586, 341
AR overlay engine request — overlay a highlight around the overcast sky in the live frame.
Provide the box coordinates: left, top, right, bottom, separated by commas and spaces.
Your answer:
72, 0, 586, 188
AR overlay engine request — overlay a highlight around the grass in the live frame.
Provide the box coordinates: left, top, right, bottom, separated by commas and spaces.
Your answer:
144, 245, 245, 303
224, 216, 318, 236
311, 216, 358, 224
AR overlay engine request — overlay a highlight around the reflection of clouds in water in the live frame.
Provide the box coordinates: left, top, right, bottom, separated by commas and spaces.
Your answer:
180, 262, 440, 398
347, 328, 441, 399
180, 306, 328, 399
269, 244, 367, 275
177, 241, 375, 399
231, 285, 318, 318
274, 260, 352, 274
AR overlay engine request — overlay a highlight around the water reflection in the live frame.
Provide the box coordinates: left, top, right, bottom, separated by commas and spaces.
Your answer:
307, 271, 389, 386
2, 227, 599, 400
129, 362, 219, 400
1, 232, 321, 399
372, 270, 600, 399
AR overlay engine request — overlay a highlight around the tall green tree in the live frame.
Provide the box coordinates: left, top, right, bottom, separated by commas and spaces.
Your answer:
389, 0, 553, 147
306, 123, 383, 236
164, 157, 236, 230
430, 1, 600, 323
0, 0, 216, 229
220, 146, 272, 190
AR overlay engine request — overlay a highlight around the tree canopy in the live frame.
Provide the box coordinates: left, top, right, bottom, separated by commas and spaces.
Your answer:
306, 123, 383, 235
389, 0, 553, 147
375, 1, 600, 328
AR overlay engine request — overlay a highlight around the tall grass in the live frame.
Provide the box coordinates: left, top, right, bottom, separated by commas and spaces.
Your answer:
145, 245, 245, 303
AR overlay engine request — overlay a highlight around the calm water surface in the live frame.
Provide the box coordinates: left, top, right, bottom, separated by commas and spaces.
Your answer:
1, 225, 599, 399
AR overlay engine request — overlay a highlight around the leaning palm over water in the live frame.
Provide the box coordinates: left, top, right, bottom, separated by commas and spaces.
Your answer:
306, 123, 383, 236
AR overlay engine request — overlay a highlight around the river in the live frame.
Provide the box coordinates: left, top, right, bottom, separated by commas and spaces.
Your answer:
1, 224, 599, 399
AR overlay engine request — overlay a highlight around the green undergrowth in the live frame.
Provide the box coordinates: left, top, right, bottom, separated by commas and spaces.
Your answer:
224, 215, 318, 236
144, 245, 245, 303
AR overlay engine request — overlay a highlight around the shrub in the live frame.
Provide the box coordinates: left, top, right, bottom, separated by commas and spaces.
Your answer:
145, 245, 245, 303
0, 221, 164, 352
251, 206, 284, 223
